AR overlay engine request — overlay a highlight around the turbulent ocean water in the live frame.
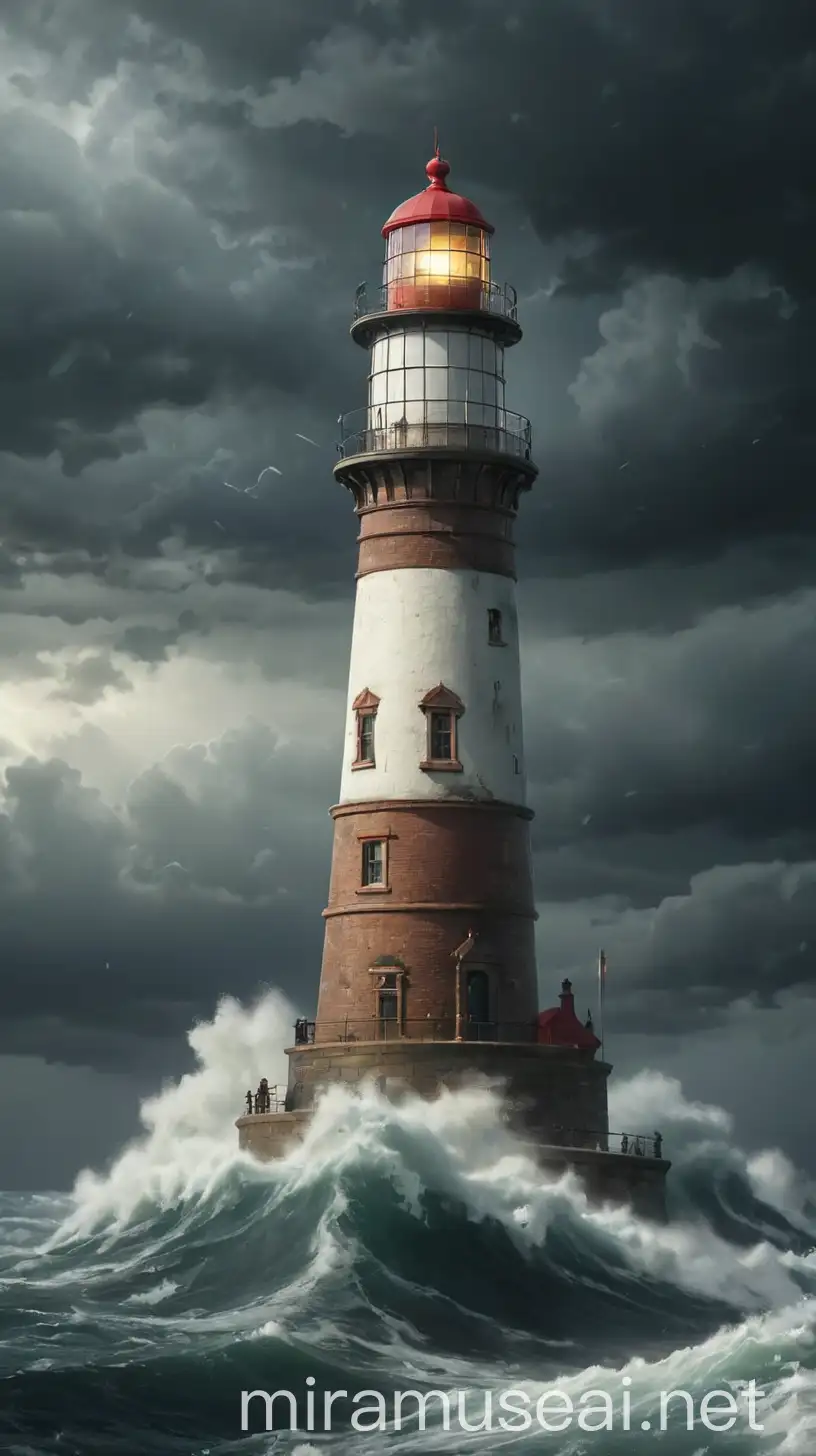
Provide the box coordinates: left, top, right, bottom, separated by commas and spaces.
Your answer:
1, 994, 814, 1455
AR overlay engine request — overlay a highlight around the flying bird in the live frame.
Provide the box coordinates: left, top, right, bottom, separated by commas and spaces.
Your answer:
256, 465, 282, 484
213, 519, 226, 532
295, 433, 320, 448
223, 480, 241, 492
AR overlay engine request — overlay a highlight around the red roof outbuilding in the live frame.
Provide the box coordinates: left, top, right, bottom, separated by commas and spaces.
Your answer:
537, 978, 601, 1052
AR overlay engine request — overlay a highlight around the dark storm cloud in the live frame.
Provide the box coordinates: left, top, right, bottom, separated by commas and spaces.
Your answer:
526, 594, 816, 857
0, 103, 331, 466
0, 545, 24, 588
629, 858, 816, 1023
114, 610, 206, 662
0, 724, 333, 1070
49, 652, 133, 705
533, 858, 816, 1038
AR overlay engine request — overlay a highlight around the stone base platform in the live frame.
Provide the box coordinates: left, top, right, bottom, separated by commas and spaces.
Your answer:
236, 1109, 311, 1161
236, 1108, 668, 1220
236, 1038, 670, 1220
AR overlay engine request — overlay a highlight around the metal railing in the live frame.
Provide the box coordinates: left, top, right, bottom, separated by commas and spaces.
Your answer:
550, 1129, 666, 1160
239, 1080, 666, 1158
294, 1018, 552, 1045
336, 407, 533, 463
353, 280, 519, 324
242, 1083, 287, 1115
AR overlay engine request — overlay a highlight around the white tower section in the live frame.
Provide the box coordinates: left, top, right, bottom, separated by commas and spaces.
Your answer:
339, 566, 527, 806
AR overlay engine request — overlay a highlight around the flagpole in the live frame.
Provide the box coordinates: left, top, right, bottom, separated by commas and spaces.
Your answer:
598, 948, 606, 1061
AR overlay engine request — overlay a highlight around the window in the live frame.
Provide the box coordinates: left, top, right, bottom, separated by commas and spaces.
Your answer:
384, 220, 489, 288
358, 714, 375, 763
361, 840, 384, 886
488, 609, 504, 645
366, 328, 506, 439
419, 684, 464, 771
352, 688, 379, 769
430, 711, 452, 760
513, 754, 521, 775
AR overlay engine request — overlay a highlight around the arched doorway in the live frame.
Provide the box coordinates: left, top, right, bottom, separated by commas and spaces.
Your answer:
466, 969, 492, 1039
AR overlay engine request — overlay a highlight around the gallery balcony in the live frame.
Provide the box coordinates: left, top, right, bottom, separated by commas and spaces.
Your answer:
291, 1017, 541, 1045
238, 1079, 666, 1163
335, 406, 533, 468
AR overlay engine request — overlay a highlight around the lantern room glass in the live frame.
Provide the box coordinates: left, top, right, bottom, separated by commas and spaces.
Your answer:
384, 221, 490, 311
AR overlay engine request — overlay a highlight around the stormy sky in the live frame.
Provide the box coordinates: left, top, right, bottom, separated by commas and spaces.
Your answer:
1, 0, 815, 1188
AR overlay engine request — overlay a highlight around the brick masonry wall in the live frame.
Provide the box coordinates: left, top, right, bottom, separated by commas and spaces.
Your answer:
316, 801, 538, 1034
285, 1041, 610, 1138
326, 801, 534, 908
337, 453, 534, 524
357, 499, 517, 577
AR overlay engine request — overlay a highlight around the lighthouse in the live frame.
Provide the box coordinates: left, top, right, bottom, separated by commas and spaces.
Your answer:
237, 149, 670, 1220
318, 147, 538, 1043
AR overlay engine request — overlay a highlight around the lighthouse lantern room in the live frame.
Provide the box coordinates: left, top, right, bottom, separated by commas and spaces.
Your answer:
342, 150, 529, 468
382, 150, 492, 312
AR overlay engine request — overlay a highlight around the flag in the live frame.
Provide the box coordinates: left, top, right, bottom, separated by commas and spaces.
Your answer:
598, 949, 606, 1054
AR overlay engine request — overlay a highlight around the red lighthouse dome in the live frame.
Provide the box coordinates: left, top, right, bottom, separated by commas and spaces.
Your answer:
381, 150, 493, 314
382, 153, 495, 237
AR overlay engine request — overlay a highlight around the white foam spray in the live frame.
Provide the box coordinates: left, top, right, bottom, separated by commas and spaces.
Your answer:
48, 993, 816, 1325
56, 989, 295, 1235
608, 1069, 733, 1137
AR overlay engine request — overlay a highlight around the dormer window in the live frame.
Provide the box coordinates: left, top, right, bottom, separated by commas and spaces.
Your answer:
359, 713, 376, 762
352, 688, 380, 769
419, 684, 464, 772
430, 711, 452, 760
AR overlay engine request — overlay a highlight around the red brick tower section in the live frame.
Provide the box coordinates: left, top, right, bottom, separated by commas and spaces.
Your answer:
314, 150, 540, 1046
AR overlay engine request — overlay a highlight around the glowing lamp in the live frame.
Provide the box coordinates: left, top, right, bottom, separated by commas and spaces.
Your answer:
381, 153, 493, 313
